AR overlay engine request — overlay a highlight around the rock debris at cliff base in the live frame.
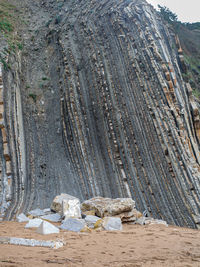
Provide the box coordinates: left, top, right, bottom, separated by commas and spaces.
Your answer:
0, 0, 199, 229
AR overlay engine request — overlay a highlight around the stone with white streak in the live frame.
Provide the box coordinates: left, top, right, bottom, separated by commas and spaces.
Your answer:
0, 237, 63, 249
62, 198, 81, 219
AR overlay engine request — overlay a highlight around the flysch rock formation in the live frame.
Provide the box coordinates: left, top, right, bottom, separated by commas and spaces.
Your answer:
0, 0, 199, 228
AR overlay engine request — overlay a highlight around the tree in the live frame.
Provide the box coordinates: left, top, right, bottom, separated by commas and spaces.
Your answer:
158, 5, 178, 23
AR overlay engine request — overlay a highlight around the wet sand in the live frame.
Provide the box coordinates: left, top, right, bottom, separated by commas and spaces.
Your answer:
0, 221, 200, 266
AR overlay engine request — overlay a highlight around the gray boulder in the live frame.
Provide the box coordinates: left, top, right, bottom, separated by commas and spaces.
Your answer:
85, 215, 100, 229
16, 213, 29, 222
25, 218, 43, 228
102, 217, 122, 231
60, 218, 86, 232
36, 221, 60, 235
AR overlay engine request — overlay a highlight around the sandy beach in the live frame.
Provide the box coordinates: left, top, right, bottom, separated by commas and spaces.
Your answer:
0, 222, 199, 266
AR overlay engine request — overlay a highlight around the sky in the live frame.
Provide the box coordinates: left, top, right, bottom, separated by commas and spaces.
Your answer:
146, 0, 200, 23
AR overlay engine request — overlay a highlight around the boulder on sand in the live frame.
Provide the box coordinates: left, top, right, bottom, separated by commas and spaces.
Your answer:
36, 221, 60, 235
60, 218, 86, 232
81, 197, 135, 218
85, 215, 101, 229
62, 198, 81, 219
102, 217, 122, 231
51, 194, 81, 219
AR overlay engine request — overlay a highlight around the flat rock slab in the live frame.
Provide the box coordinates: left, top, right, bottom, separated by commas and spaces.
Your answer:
25, 218, 43, 228
0, 237, 63, 249
81, 197, 135, 218
41, 213, 61, 222
60, 218, 86, 232
36, 221, 60, 235
28, 209, 46, 217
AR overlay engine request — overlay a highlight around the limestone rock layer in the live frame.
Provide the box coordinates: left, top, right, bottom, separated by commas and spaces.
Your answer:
0, 0, 200, 228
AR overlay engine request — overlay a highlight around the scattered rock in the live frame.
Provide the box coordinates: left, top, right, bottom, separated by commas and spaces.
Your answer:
135, 217, 168, 226
85, 215, 100, 229
16, 213, 29, 223
25, 218, 43, 228
51, 194, 81, 219
81, 197, 135, 218
60, 218, 86, 232
28, 209, 45, 217
36, 221, 60, 235
102, 217, 122, 231
145, 218, 168, 226
41, 213, 61, 223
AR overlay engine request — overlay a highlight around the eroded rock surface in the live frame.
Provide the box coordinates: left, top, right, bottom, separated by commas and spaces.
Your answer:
81, 197, 135, 217
0, 0, 199, 228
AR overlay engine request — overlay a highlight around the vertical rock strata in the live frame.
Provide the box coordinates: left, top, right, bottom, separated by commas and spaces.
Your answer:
0, 0, 199, 228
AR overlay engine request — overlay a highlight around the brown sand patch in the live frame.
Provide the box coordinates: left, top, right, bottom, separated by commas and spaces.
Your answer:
0, 222, 200, 266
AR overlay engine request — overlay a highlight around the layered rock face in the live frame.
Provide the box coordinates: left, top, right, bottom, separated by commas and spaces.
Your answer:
0, 0, 199, 228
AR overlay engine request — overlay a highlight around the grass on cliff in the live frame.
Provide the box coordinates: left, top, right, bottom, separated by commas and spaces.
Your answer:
0, 0, 23, 68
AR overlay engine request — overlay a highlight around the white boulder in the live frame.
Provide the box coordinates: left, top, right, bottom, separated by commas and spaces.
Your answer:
62, 198, 81, 219
36, 221, 60, 235
51, 194, 81, 219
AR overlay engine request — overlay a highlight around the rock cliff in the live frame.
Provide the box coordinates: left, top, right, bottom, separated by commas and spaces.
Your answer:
0, 0, 199, 228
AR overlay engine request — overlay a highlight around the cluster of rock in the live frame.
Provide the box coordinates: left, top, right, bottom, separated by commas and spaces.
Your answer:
16, 194, 168, 235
